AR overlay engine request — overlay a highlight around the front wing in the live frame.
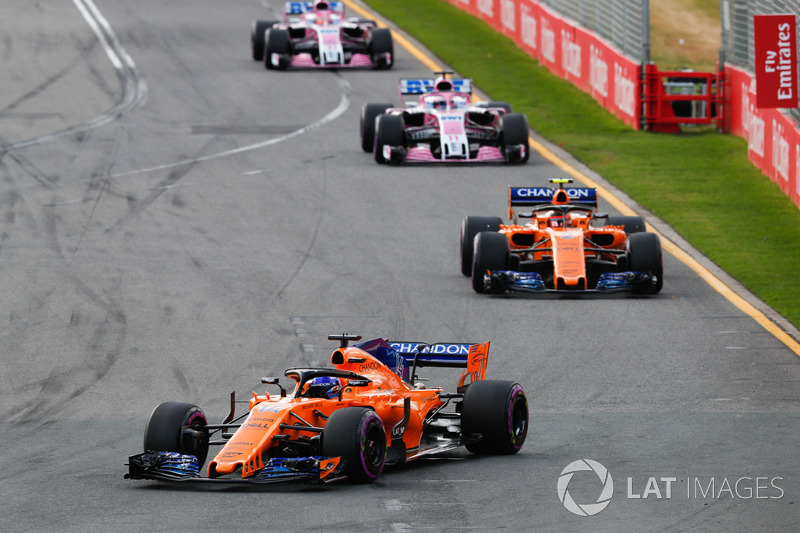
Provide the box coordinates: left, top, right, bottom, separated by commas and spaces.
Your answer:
126, 452, 346, 484
484, 270, 659, 294
379, 144, 525, 164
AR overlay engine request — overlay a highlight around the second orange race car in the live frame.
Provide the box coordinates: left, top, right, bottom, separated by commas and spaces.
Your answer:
461, 179, 663, 295
126, 334, 528, 484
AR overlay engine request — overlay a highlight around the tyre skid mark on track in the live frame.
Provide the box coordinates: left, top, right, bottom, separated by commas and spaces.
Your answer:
1, 0, 147, 151
108, 73, 352, 181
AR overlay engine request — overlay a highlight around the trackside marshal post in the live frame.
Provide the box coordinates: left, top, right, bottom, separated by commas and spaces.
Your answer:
753, 14, 798, 108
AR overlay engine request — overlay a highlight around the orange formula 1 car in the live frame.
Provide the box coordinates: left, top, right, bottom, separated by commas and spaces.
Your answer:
460, 179, 663, 295
126, 334, 528, 484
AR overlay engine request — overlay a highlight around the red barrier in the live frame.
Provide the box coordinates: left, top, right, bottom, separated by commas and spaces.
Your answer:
727, 65, 800, 207
642, 65, 724, 133
444, 0, 641, 129
443, 0, 800, 210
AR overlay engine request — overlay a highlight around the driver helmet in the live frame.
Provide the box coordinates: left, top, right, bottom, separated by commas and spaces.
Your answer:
451, 95, 468, 109
425, 96, 446, 110
305, 376, 341, 399
315, 1, 330, 9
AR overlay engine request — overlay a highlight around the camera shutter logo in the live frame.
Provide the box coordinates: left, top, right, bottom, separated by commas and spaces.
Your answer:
557, 459, 614, 516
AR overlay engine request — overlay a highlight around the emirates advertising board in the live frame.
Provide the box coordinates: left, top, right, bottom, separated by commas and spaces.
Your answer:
753, 14, 798, 109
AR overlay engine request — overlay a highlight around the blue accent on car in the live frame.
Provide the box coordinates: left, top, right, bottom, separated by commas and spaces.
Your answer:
255, 457, 325, 480
509, 187, 598, 207
151, 452, 200, 476
492, 271, 547, 292
400, 78, 472, 95
284, 1, 344, 14
596, 272, 636, 291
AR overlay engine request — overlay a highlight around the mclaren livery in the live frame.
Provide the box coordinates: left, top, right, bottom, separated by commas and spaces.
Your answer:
461, 179, 663, 295
126, 334, 528, 485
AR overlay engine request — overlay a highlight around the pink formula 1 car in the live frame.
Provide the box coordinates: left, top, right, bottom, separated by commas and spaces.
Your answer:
361, 72, 529, 164
251, 1, 393, 70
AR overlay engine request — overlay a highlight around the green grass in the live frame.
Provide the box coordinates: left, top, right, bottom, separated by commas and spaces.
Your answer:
363, 0, 800, 329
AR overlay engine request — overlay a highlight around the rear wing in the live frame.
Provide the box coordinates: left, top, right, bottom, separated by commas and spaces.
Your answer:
389, 341, 489, 389
399, 78, 473, 97
284, 1, 344, 16
508, 186, 597, 219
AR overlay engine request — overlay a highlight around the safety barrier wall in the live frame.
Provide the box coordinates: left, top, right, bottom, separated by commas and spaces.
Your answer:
726, 65, 800, 206
444, 0, 642, 129
446, 0, 800, 209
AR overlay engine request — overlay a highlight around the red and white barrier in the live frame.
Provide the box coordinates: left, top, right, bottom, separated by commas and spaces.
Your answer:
444, 0, 800, 209
444, 0, 641, 129
727, 65, 800, 207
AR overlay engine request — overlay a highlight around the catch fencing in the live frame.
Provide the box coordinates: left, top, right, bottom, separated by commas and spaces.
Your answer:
443, 0, 800, 207
721, 0, 800, 122
537, 0, 648, 61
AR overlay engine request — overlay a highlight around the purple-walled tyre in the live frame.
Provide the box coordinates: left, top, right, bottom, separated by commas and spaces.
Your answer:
143, 401, 210, 466
461, 380, 528, 454
323, 407, 386, 483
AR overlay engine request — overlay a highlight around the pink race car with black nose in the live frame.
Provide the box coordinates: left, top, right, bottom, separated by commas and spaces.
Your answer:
361, 72, 529, 164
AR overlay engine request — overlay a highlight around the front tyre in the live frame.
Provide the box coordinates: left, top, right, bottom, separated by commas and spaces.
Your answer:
370, 28, 394, 69
471, 231, 509, 293
461, 380, 528, 454
460, 216, 503, 277
143, 402, 209, 466
251, 20, 276, 61
322, 407, 387, 483
361, 103, 392, 153
499, 113, 530, 163
265, 28, 291, 70
627, 232, 663, 294
374, 114, 405, 164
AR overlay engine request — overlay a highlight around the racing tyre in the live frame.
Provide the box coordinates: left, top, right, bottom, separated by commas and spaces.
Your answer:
265, 28, 291, 70
627, 232, 663, 294
605, 215, 646, 234
370, 28, 394, 69
471, 231, 509, 293
460, 216, 503, 277
322, 407, 386, 483
374, 114, 405, 164
361, 103, 392, 153
143, 402, 210, 466
461, 380, 528, 454
488, 101, 513, 113
251, 20, 277, 61
499, 113, 530, 164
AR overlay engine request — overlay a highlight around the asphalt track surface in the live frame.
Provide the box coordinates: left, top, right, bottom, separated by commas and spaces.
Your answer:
1, 1, 799, 531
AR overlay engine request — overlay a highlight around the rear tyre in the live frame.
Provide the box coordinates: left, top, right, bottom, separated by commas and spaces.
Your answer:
488, 101, 513, 113
499, 113, 530, 163
606, 215, 646, 234
627, 232, 663, 294
460, 216, 503, 276
374, 114, 405, 164
370, 28, 394, 69
322, 407, 386, 483
143, 402, 209, 466
461, 380, 528, 454
251, 20, 277, 61
265, 28, 291, 70
471, 231, 509, 293
361, 103, 392, 153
